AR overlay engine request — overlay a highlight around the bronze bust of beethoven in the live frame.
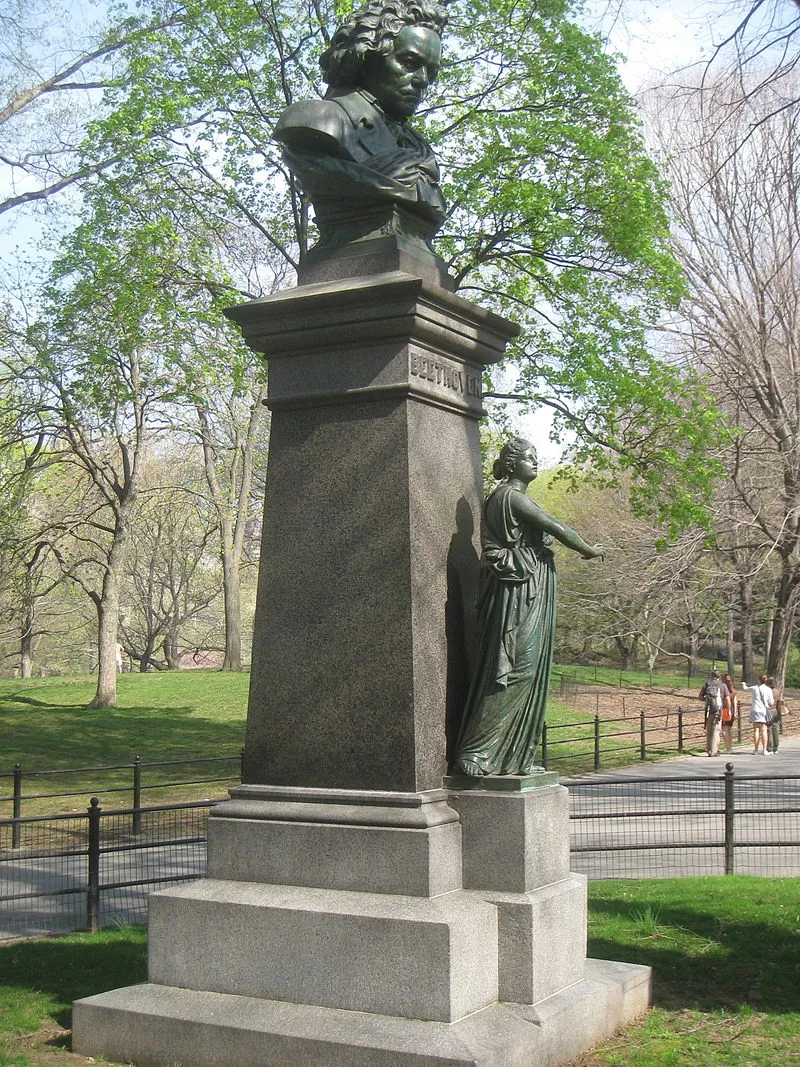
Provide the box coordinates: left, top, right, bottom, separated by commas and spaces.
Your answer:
274, 0, 448, 257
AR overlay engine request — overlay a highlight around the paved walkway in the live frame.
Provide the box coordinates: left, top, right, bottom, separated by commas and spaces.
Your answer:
563, 735, 800, 880
563, 732, 800, 783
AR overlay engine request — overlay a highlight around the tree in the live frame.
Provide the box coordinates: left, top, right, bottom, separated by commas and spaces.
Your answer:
0, 0, 729, 694
532, 469, 710, 672
193, 383, 268, 671
16, 0, 714, 524
4, 164, 256, 703
646, 75, 800, 686
120, 453, 221, 671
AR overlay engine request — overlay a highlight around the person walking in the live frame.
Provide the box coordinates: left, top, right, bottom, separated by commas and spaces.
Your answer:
740, 674, 774, 755
721, 673, 737, 752
766, 676, 785, 754
699, 671, 728, 756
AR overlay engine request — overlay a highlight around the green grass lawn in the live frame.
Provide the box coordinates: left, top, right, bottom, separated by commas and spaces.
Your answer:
0, 671, 249, 816
576, 877, 800, 1066
1, 877, 798, 1066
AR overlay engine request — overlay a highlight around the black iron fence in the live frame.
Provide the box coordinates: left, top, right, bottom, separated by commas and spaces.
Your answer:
3, 767, 800, 941
541, 705, 752, 773
565, 766, 800, 880
0, 798, 212, 941
0, 753, 242, 827
552, 666, 730, 693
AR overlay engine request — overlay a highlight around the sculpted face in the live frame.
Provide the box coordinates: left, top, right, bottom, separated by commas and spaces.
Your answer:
513, 444, 538, 484
361, 25, 441, 121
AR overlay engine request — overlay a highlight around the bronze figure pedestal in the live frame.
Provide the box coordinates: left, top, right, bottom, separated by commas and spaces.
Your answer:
73, 250, 650, 1066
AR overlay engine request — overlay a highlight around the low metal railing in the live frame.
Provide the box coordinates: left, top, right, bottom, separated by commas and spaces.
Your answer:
1, 798, 213, 939
0, 753, 242, 835
564, 765, 800, 879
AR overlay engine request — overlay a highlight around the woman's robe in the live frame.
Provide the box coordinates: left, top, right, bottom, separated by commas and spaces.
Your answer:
453, 483, 556, 776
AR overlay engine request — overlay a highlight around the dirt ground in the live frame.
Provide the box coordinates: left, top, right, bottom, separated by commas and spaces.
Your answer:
555, 680, 797, 755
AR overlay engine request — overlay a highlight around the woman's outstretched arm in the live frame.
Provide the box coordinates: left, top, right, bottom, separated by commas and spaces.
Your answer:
511, 492, 604, 560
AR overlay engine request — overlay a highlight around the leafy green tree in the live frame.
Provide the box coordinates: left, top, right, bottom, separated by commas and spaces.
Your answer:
1, 0, 730, 699
32, 0, 717, 525
7, 168, 256, 703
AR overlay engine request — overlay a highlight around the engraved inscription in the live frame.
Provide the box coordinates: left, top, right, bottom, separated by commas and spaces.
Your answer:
410, 352, 481, 399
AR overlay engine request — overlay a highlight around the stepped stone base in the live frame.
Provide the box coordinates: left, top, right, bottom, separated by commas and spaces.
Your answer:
73, 958, 649, 1067
73, 783, 650, 1066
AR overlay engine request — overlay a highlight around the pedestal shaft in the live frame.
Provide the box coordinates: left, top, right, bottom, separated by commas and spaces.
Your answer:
227, 272, 517, 792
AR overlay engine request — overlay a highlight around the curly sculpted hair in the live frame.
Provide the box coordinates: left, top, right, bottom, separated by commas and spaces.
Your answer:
320, 0, 448, 89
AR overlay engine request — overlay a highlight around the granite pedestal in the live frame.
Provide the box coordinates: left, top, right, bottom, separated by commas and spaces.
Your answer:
226, 266, 515, 793
72, 254, 650, 1065
73, 781, 650, 1065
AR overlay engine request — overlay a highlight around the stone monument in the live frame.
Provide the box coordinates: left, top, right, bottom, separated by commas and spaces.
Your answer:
72, 3, 650, 1063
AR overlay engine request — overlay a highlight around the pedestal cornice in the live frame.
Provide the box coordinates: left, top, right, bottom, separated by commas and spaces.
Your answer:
225, 271, 520, 363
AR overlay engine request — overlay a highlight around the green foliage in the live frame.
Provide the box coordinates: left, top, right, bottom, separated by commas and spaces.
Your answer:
13, 0, 717, 536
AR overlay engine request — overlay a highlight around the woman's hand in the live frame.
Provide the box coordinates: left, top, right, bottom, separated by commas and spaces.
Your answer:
582, 543, 605, 561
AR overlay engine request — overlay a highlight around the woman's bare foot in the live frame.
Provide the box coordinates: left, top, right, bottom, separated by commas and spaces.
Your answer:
456, 758, 483, 778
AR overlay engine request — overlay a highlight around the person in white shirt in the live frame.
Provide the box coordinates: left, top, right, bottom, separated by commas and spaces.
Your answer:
740, 674, 774, 755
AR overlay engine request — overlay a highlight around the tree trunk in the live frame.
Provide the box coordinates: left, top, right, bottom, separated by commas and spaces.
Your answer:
221, 539, 242, 671
687, 628, 699, 681
20, 563, 37, 678
614, 635, 637, 672
164, 631, 180, 670
139, 637, 157, 672
20, 610, 35, 679
91, 584, 120, 707
739, 577, 754, 682
196, 392, 266, 675
726, 609, 735, 679
89, 507, 132, 707
766, 574, 800, 689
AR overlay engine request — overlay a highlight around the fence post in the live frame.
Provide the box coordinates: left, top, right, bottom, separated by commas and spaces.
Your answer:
593, 715, 601, 771
639, 709, 646, 761
724, 763, 735, 875
12, 763, 22, 849
677, 709, 684, 754
541, 723, 548, 770
132, 756, 142, 836
87, 797, 101, 932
